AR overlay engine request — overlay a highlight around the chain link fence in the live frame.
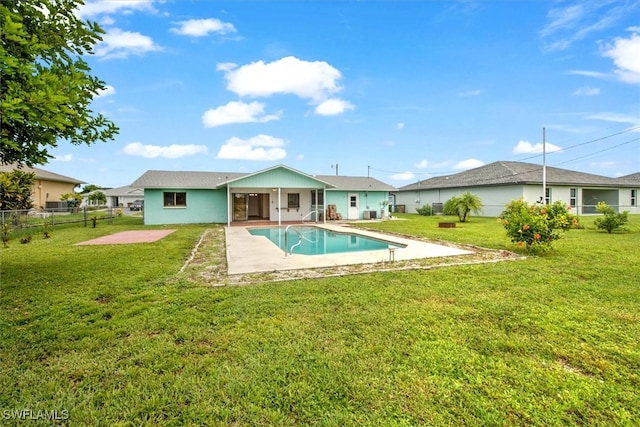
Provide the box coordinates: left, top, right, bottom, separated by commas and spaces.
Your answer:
1, 206, 121, 231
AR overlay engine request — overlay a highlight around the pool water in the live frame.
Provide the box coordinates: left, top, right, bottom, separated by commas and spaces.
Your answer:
248, 226, 404, 256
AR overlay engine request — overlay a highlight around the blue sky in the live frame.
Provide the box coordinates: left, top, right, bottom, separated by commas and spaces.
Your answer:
49, 0, 640, 188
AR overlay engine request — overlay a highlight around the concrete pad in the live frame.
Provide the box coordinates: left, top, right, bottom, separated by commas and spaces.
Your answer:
225, 224, 472, 275
76, 229, 176, 245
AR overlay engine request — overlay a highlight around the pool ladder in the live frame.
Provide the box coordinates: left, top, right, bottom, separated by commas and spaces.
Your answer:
284, 225, 302, 257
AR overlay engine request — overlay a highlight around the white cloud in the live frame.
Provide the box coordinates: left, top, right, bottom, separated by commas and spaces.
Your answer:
566, 70, 610, 79
540, 2, 638, 51
296, 154, 305, 161
216, 62, 237, 72
95, 28, 161, 59
415, 160, 429, 169
572, 86, 600, 96
459, 89, 482, 97
53, 154, 73, 162
390, 171, 415, 181
216, 134, 287, 161
171, 18, 236, 37
77, 0, 157, 18
586, 112, 640, 129
314, 99, 354, 116
453, 159, 484, 170
396, 122, 405, 130
122, 142, 208, 159
220, 56, 344, 102
96, 85, 116, 98
602, 32, 640, 84
589, 161, 616, 168
202, 101, 280, 127
512, 140, 563, 154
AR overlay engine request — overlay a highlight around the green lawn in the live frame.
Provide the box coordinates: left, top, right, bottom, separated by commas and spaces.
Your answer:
1, 215, 639, 425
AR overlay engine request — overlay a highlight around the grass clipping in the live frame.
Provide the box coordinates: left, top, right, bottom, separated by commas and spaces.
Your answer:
179, 226, 522, 286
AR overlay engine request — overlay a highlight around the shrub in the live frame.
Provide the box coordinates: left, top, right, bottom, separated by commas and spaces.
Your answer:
1, 223, 11, 247
416, 204, 433, 216
594, 202, 628, 234
499, 199, 577, 252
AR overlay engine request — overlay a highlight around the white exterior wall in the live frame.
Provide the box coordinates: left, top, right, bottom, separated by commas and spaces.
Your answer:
618, 188, 640, 214
395, 183, 639, 217
270, 187, 315, 222
394, 185, 524, 217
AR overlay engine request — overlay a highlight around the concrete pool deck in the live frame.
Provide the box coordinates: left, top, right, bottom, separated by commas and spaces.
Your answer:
225, 223, 473, 275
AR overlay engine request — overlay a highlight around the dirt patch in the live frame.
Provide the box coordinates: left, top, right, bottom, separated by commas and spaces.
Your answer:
75, 229, 176, 245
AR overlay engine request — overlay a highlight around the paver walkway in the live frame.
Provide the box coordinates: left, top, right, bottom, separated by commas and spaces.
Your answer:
75, 229, 176, 245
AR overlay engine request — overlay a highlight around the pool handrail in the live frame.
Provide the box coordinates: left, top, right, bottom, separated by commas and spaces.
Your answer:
284, 225, 303, 257
301, 210, 319, 224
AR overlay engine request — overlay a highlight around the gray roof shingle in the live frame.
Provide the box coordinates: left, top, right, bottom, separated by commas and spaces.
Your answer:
0, 164, 84, 184
316, 175, 397, 191
398, 161, 627, 191
130, 168, 396, 191
617, 172, 640, 184
130, 170, 246, 189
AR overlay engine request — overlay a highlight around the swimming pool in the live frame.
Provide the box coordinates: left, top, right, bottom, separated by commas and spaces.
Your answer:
248, 226, 405, 256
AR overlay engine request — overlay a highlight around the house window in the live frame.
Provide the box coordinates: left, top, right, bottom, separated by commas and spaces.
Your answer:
570, 188, 577, 207
164, 192, 186, 207
311, 191, 324, 205
287, 193, 299, 209
632, 189, 637, 207
545, 188, 551, 205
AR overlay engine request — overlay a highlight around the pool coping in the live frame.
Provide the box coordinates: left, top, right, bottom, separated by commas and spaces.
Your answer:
225, 223, 473, 275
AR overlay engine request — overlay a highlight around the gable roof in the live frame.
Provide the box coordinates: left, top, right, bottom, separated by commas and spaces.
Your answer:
103, 185, 144, 197
617, 172, 640, 184
0, 164, 84, 185
398, 161, 625, 191
219, 164, 336, 189
131, 166, 396, 192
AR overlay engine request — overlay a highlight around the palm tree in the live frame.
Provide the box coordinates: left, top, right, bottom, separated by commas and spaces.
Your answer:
450, 192, 483, 222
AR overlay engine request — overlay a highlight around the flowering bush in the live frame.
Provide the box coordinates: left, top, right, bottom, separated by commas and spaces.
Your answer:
499, 199, 577, 252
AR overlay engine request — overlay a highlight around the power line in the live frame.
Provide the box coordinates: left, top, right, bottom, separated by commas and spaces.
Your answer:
371, 125, 640, 178
553, 137, 640, 168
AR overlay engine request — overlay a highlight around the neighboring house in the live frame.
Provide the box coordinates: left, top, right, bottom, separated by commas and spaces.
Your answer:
102, 185, 144, 208
392, 161, 640, 217
80, 189, 108, 207
0, 164, 84, 209
130, 165, 396, 226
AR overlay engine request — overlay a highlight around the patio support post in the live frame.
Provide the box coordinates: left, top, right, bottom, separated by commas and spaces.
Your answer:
323, 187, 326, 224
278, 187, 281, 226
227, 185, 231, 227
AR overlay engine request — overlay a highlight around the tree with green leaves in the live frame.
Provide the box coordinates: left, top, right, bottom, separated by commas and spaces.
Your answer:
445, 192, 484, 222
0, 0, 119, 167
80, 184, 102, 194
0, 169, 35, 210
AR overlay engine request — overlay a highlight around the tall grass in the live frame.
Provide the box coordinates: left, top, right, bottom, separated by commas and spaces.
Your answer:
1, 215, 638, 425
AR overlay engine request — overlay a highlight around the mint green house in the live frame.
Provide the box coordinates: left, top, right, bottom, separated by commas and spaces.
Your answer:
130, 165, 396, 226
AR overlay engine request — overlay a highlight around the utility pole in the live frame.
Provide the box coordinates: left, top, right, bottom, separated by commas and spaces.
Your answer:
368, 165, 370, 178
542, 127, 547, 205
